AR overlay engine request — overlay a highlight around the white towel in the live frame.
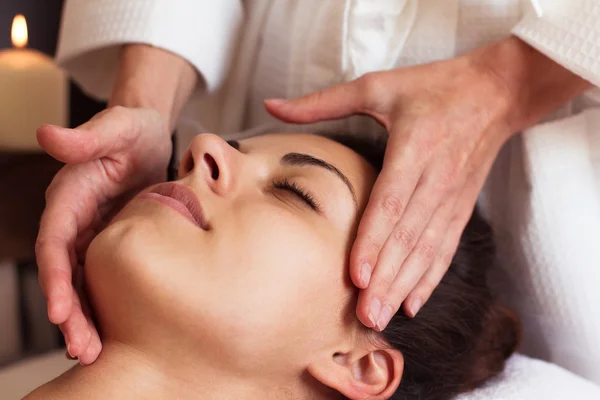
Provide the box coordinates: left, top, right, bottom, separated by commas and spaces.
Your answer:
480, 109, 600, 383
457, 354, 600, 399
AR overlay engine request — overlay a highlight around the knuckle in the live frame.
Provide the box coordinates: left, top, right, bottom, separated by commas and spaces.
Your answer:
108, 106, 135, 133
436, 168, 459, 194
380, 193, 405, 221
392, 226, 416, 250
417, 242, 436, 260
413, 136, 437, 160
358, 72, 386, 105
108, 105, 128, 116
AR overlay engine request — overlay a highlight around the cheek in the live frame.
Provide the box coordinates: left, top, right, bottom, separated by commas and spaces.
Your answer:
205, 206, 350, 358
85, 210, 210, 341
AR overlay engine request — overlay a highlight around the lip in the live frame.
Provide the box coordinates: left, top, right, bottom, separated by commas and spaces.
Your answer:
139, 182, 210, 230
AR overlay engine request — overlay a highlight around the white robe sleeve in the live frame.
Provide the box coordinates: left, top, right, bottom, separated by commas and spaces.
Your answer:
56, 0, 243, 100
512, 0, 600, 88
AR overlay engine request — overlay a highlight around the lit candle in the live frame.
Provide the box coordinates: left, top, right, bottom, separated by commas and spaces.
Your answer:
0, 15, 68, 152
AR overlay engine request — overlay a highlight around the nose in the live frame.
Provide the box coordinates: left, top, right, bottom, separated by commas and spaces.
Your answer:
179, 134, 236, 195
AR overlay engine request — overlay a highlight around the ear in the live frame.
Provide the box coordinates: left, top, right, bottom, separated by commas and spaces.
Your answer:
308, 347, 403, 399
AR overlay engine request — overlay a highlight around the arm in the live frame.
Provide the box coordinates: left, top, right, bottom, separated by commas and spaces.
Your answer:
57, 0, 243, 98
36, 0, 242, 365
108, 44, 198, 131
472, 35, 594, 132
512, 0, 600, 90
264, 34, 595, 331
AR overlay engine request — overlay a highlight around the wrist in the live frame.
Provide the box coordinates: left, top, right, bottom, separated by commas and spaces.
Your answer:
469, 36, 593, 132
108, 44, 199, 131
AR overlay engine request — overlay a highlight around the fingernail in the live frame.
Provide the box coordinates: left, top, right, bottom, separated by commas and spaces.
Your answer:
368, 298, 381, 328
360, 262, 372, 287
409, 299, 422, 318
265, 98, 288, 106
376, 305, 393, 331
67, 343, 74, 358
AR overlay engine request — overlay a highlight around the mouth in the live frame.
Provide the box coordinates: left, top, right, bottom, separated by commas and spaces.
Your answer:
139, 182, 210, 230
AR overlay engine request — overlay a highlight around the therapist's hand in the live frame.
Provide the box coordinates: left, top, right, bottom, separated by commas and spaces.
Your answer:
36, 107, 171, 364
36, 44, 197, 364
266, 36, 592, 331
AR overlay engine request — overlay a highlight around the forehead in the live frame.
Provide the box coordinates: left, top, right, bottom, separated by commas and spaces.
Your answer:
241, 133, 377, 208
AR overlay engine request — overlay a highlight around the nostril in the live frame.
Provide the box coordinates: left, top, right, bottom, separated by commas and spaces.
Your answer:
204, 153, 219, 180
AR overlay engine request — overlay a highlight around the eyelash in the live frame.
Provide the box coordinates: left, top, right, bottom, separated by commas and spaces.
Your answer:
272, 178, 323, 213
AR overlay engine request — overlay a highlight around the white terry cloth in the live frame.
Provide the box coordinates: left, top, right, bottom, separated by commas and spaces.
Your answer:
56, 0, 600, 384
456, 354, 600, 399
56, 0, 243, 96
480, 109, 600, 383
55, 0, 600, 137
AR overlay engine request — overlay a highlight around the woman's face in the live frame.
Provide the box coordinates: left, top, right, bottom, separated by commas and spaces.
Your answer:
86, 133, 377, 376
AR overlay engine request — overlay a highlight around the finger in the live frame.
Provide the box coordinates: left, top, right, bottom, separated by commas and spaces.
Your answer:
37, 107, 147, 164
354, 152, 455, 323
404, 143, 500, 317
60, 293, 92, 358
366, 190, 457, 331
37, 124, 107, 164
78, 322, 102, 365
36, 173, 98, 324
402, 218, 463, 318
349, 133, 423, 292
351, 145, 426, 328
75, 266, 103, 365
265, 76, 373, 123
36, 207, 77, 325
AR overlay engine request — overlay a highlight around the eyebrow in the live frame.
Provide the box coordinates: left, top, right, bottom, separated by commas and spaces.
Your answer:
280, 153, 358, 208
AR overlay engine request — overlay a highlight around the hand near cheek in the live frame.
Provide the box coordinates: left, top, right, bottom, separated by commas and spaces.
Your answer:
36, 107, 171, 363
265, 51, 517, 331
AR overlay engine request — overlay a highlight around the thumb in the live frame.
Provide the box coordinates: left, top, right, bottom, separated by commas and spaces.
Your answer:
37, 125, 102, 163
37, 107, 139, 163
264, 79, 366, 124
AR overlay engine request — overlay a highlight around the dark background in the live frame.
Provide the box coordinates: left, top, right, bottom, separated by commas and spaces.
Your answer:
0, 0, 105, 363
1, 0, 106, 262
0, 0, 105, 127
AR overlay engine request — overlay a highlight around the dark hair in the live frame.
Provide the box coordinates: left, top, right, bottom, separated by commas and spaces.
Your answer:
326, 133, 520, 400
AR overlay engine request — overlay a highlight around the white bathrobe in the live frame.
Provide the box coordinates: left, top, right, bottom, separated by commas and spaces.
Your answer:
54, 0, 600, 397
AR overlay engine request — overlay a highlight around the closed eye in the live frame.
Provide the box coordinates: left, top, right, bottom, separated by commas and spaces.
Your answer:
272, 179, 323, 213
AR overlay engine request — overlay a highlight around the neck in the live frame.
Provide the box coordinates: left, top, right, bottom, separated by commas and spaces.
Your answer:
25, 340, 284, 400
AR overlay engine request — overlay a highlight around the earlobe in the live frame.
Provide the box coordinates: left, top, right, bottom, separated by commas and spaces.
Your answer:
308, 347, 403, 399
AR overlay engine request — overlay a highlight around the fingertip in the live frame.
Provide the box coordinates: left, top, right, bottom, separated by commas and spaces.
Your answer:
404, 297, 422, 318
36, 125, 92, 163
348, 259, 363, 288
48, 300, 70, 325
68, 327, 93, 358
352, 261, 372, 289
264, 98, 301, 122
355, 291, 376, 328
79, 333, 102, 366
36, 124, 67, 144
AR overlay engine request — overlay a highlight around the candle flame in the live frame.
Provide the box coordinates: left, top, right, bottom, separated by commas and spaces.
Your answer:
11, 14, 28, 48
